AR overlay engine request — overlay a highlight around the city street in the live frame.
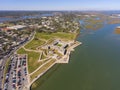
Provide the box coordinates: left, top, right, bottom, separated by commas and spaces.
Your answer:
0, 32, 34, 90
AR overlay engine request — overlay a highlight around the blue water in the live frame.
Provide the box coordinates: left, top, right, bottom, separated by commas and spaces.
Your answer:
32, 23, 120, 90
0, 13, 53, 23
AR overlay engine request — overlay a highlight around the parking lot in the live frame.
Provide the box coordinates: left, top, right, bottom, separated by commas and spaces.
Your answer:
4, 54, 29, 90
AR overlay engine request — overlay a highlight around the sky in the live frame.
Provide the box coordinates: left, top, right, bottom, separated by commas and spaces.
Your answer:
0, 0, 120, 10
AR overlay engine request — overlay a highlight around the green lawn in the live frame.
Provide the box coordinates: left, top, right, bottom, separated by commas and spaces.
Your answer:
3, 58, 11, 84
17, 48, 42, 73
30, 59, 56, 81
57, 43, 62, 47
52, 32, 77, 40
36, 32, 77, 40
24, 31, 76, 51
40, 52, 46, 60
24, 39, 45, 50
4, 58, 11, 74
43, 49, 48, 56
35, 32, 53, 40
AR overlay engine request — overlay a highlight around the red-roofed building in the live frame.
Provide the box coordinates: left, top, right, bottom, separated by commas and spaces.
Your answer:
1, 27, 11, 31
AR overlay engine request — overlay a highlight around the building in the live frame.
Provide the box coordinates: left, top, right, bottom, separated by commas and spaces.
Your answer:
116, 26, 120, 29
7, 25, 26, 30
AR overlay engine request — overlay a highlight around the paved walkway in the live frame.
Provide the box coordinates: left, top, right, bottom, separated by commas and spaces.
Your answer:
22, 46, 42, 53
28, 61, 56, 89
29, 58, 52, 76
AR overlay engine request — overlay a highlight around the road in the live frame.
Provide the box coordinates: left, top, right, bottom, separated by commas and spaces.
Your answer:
0, 58, 6, 90
0, 32, 35, 90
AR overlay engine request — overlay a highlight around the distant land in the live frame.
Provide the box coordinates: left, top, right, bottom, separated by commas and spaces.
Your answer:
1, 11, 120, 90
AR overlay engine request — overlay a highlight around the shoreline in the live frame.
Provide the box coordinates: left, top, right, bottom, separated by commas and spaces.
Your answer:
14, 31, 82, 90
30, 40, 82, 90
56, 41, 82, 63
29, 61, 56, 89
28, 27, 82, 90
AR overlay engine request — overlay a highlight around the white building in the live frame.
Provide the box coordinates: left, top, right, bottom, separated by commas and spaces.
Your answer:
7, 25, 26, 30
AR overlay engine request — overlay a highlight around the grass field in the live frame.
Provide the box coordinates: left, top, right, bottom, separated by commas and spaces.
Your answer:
30, 59, 56, 81
40, 52, 46, 60
43, 49, 48, 56
17, 48, 42, 73
24, 38, 45, 50
36, 32, 77, 40
24, 31, 76, 51
3, 58, 11, 85
4, 58, 11, 75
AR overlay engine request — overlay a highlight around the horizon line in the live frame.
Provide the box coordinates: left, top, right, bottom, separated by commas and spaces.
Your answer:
0, 9, 120, 11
